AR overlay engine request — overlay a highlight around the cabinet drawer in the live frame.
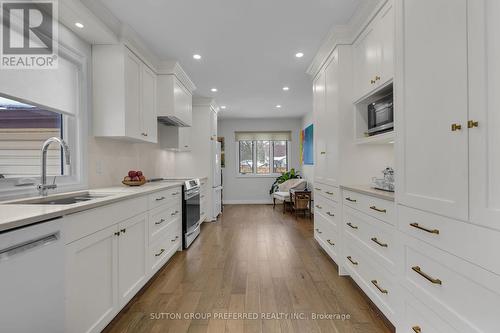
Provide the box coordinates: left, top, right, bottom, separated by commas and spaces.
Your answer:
402, 238, 500, 333
149, 203, 181, 245
314, 183, 339, 203
399, 204, 500, 276
148, 222, 181, 275
343, 206, 398, 273
343, 242, 397, 321
148, 187, 182, 210
314, 213, 339, 259
343, 189, 394, 225
314, 196, 339, 230
401, 295, 457, 333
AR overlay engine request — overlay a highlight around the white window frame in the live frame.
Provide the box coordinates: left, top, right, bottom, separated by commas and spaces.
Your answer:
0, 43, 89, 199
237, 140, 290, 178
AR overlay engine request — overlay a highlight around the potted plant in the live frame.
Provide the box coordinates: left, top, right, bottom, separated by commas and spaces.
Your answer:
269, 168, 301, 195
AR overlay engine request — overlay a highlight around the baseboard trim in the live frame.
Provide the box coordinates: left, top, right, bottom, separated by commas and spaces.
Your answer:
223, 199, 273, 205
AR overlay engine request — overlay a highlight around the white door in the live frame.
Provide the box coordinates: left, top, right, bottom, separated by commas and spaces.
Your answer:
376, 1, 394, 87
118, 213, 148, 307
395, 0, 469, 220
66, 225, 119, 333
324, 51, 340, 187
313, 70, 327, 184
124, 48, 142, 140
140, 64, 157, 143
468, 0, 500, 230
353, 27, 375, 100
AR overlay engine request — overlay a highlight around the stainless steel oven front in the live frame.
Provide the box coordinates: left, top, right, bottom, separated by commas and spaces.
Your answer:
182, 179, 201, 248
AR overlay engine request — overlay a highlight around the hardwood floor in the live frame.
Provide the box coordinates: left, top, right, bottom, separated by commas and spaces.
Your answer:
103, 204, 393, 333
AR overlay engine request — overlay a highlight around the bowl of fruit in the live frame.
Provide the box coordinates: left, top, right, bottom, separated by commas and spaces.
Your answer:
122, 170, 146, 186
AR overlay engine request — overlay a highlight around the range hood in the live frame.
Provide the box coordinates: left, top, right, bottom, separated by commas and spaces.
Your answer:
157, 116, 189, 127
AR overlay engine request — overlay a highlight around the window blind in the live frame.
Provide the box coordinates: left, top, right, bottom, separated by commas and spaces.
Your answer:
234, 131, 292, 141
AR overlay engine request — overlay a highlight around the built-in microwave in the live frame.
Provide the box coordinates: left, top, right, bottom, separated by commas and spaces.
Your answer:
367, 92, 394, 135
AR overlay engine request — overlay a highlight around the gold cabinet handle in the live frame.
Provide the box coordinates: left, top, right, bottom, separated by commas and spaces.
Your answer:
345, 197, 357, 203
370, 79, 376, 84
326, 212, 335, 217
171, 236, 179, 242
412, 326, 422, 333
327, 239, 335, 246
325, 191, 334, 195
120, 228, 126, 234
468, 120, 479, 128
370, 205, 387, 213
171, 210, 179, 216
375, 75, 381, 81
371, 237, 388, 247
409, 222, 439, 235
347, 256, 358, 265
315, 228, 322, 234
155, 196, 165, 201
172, 192, 180, 196
314, 188, 322, 191
371, 280, 388, 294
315, 205, 322, 209
412, 266, 442, 285
451, 123, 462, 131
346, 222, 358, 230
320, 151, 326, 155
155, 248, 165, 257
155, 218, 166, 225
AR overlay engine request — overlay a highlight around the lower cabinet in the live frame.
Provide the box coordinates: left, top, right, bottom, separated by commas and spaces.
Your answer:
65, 187, 183, 333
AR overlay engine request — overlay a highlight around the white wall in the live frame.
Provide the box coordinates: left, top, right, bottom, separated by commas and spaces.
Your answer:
218, 117, 302, 204
300, 112, 314, 185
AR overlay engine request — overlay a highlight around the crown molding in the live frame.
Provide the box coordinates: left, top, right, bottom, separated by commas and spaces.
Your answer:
193, 97, 219, 112
157, 61, 197, 93
306, 0, 387, 78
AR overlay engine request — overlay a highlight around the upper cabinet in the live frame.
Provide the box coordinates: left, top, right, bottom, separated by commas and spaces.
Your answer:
93, 44, 157, 143
396, 0, 469, 221
157, 75, 193, 127
353, 0, 394, 101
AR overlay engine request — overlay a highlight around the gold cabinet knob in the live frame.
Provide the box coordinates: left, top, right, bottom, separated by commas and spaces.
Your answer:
412, 326, 422, 333
451, 123, 462, 131
375, 75, 381, 81
468, 120, 479, 128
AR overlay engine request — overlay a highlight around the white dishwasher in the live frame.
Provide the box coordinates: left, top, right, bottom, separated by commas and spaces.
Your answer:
0, 217, 64, 333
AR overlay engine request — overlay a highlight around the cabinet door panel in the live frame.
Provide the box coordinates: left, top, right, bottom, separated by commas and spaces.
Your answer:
313, 70, 327, 183
141, 65, 157, 143
469, 0, 500, 230
377, 2, 394, 86
118, 213, 148, 306
124, 49, 142, 140
324, 53, 340, 187
66, 225, 118, 333
396, 0, 469, 220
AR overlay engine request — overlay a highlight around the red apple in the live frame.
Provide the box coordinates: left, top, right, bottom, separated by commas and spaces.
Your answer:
128, 170, 137, 178
136, 171, 143, 177
132, 176, 140, 181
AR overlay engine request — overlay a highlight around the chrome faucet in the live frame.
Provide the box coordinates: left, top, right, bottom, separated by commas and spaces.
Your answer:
38, 137, 71, 196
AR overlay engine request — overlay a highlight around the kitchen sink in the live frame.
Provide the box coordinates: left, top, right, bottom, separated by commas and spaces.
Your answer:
9, 192, 112, 205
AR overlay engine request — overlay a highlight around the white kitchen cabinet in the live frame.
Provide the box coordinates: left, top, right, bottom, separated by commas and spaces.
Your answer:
118, 213, 148, 307
313, 70, 327, 185
352, 0, 394, 101
93, 44, 158, 143
468, 0, 500, 231
395, 0, 469, 221
159, 125, 191, 151
324, 52, 340, 187
66, 224, 119, 333
157, 75, 193, 126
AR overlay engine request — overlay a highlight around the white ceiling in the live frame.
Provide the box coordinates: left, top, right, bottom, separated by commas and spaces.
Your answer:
97, 0, 361, 119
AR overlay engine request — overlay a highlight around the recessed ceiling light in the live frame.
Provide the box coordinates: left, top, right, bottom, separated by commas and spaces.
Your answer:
75, 22, 84, 29
220, 105, 227, 109
295, 52, 304, 58
211, 88, 218, 92
276, 105, 282, 108
193, 54, 201, 60
282, 86, 289, 91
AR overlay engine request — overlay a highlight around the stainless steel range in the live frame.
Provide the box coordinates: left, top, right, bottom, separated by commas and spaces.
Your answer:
182, 178, 201, 248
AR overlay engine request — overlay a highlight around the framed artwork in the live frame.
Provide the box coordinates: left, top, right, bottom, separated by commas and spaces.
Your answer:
300, 124, 314, 165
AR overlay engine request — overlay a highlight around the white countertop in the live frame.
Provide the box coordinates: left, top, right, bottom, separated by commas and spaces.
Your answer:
0, 181, 184, 233
341, 184, 395, 201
